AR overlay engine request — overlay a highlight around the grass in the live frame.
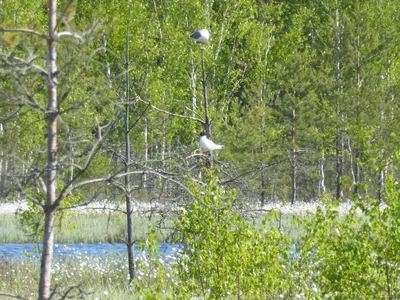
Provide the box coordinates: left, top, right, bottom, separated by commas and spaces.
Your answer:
0, 209, 304, 245
0, 250, 179, 300
0, 212, 176, 244
0, 199, 347, 244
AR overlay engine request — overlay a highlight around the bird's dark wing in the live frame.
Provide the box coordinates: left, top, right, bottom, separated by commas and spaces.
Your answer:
190, 31, 201, 39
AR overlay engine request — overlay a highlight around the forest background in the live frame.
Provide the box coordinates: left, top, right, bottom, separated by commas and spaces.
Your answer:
2, 0, 400, 206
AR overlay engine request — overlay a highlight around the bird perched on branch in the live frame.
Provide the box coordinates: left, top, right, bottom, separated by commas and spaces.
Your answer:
190, 29, 210, 44
199, 132, 223, 152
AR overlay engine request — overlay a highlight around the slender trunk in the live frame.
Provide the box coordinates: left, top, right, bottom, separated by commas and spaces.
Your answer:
124, 14, 135, 282
142, 116, 148, 189
385, 257, 393, 300
378, 98, 386, 202
0, 123, 4, 197
350, 144, 361, 199
336, 134, 343, 200
161, 130, 167, 197
39, 207, 57, 300
0, 160, 6, 197
201, 47, 210, 138
69, 135, 73, 182
191, 55, 197, 115
353, 33, 362, 198
291, 106, 297, 204
38, 1, 58, 299
260, 135, 266, 207
378, 168, 384, 203
201, 47, 212, 168
319, 151, 326, 196
334, 5, 343, 200
261, 169, 266, 207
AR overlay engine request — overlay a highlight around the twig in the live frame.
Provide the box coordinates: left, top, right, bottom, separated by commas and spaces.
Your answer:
0, 292, 27, 299
57, 31, 83, 42
0, 53, 48, 76
0, 27, 48, 40
138, 98, 204, 124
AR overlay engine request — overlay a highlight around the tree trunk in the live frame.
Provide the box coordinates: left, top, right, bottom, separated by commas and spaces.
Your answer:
142, 116, 148, 189
334, 5, 343, 200
319, 151, 326, 197
0, 123, 5, 197
38, 0, 58, 298
335, 134, 343, 200
291, 106, 297, 204
191, 55, 197, 115
353, 34, 362, 198
39, 207, 57, 300
353, 150, 360, 197
378, 168, 384, 203
201, 47, 212, 168
124, 14, 135, 282
260, 169, 266, 207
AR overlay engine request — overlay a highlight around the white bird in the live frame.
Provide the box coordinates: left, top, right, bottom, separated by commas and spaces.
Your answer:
190, 29, 210, 44
199, 132, 223, 152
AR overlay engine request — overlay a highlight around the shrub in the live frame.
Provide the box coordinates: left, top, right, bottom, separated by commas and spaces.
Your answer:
174, 170, 293, 299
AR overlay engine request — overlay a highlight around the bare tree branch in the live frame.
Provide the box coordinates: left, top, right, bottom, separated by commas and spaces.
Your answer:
60, 168, 197, 201
0, 27, 48, 40
54, 121, 114, 207
0, 53, 48, 76
56, 31, 83, 42
0, 292, 27, 299
138, 98, 205, 124
13, 75, 46, 112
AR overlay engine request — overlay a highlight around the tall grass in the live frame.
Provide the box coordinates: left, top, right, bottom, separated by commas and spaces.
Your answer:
0, 213, 175, 244
0, 249, 179, 299
0, 211, 302, 244
0, 259, 40, 298
0, 215, 33, 243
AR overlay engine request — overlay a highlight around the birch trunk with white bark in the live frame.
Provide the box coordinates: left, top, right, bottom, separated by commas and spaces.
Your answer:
38, 0, 58, 298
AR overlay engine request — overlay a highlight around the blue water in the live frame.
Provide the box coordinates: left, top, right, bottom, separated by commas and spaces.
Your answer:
0, 243, 181, 261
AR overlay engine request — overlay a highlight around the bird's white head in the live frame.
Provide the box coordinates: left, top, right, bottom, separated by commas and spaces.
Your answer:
190, 29, 210, 44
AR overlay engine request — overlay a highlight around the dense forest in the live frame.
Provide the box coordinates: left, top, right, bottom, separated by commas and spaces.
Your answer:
2, 1, 400, 298
1, 0, 400, 205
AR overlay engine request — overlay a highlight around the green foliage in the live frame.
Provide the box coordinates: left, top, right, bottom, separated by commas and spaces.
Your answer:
296, 171, 400, 298
133, 226, 173, 300
2, 0, 400, 204
174, 170, 292, 299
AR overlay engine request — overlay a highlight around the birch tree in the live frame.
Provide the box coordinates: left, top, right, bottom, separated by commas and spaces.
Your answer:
0, 0, 113, 298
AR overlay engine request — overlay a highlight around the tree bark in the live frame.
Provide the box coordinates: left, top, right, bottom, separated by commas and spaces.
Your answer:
334, 5, 343, 200
124, 13, 135, 282
260, 170, 266, 207
191, 55, 197, 115
291, 105, 297, 204
38, 0, 58, 299
335, 134, 343, 200
142, 116, 148, 189
0, 123, 5, 197
353, 33, 362, 198
319, 151, 326, 196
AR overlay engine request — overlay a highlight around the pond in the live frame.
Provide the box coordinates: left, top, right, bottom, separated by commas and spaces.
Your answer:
0, 243, 181, 261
